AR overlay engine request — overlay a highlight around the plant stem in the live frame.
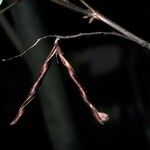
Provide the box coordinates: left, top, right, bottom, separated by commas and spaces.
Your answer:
49, 0, 150, 50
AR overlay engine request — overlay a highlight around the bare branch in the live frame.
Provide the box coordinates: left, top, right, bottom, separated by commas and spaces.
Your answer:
10, 37, 109, 125
57, 45, 109, 124
49, 0, 150, 50
1, 0, 150, 49
1, 31, 142, 62
10, 38, 59, 125
0, 0, 21, 14
79, 0, 150, 49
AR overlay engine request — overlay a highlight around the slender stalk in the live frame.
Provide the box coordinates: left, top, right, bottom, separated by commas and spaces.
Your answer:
1, 31, 140, 62
79, 0, 150, 49
49, 0, 150, 50
57, 45, 109, 124
0, 0, 21, 14
1, 0, 150, 49
10, 37, 109, 125
10, 39, 59, 125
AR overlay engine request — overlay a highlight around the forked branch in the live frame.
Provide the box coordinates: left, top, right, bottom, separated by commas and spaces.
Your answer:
10, 38, 109, 125
1, 0, 150, 49
1, 0, 149, 125
57, 45, 109, 124
49, 0, 150, 49
10, 38, 59, 125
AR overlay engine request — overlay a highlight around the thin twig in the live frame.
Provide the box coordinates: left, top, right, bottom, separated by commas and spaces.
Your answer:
1, 0, 150, 49
10, 38, 59, 125
0, 0, 21, 14
49, 0, 150, 50
10, 37, 109, 125
3, 0, 149, 125
79, 0, 150, 49
57, 45, 109, 124
1, 31, 141, 62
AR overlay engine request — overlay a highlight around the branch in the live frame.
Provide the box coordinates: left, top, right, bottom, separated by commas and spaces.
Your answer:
10, 37, 109, 125
57, 45, 109, 124
49, 0, 150, 50
1, 0, 150, 49
1, 31, 142, 62
0, 0, 21, 14
10, 38, 59, 125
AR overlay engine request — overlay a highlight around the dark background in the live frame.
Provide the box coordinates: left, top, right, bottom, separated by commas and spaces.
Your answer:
0, 0, 150, 150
